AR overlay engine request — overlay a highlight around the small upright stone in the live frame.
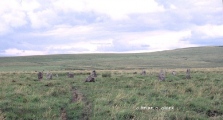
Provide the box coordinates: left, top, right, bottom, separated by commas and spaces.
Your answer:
46, 72, 53, 80
91, 70, 97, 78
85, 75, 95, 82
38, 72, 43, 81
140, 70, 146, 75
67, 72, 74, 78
186, 69, 191, 79
172, 71, 176, 76
159, 70, 166, 81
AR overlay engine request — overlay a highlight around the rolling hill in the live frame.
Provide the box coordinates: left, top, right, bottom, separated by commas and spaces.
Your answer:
0, 46, 222, 71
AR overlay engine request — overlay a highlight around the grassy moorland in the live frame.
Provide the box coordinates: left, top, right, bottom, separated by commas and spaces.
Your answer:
0, 46, 223, 71
0, 46, 223, 120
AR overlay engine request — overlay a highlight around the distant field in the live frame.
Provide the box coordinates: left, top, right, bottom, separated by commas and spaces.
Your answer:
0, 46, 223, 119
0, 46, 223, 72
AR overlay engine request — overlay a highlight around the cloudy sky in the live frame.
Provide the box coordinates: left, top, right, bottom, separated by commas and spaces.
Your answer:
0, 0, 222, 56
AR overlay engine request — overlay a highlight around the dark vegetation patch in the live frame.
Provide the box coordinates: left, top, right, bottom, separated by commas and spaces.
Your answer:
102, 72, 111, 77
206, 109, 223, 117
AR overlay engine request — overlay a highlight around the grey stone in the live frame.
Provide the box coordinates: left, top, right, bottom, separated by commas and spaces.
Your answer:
159, 70, 166, 81
85, 75, 95, 82
186, 69, 191, 79
140, 70, 146, 75
38, 71, 43, 80
91, 70, 97, 78
46, 72, 53, 80
172, 71, 176, 76
67, 72, 74, 78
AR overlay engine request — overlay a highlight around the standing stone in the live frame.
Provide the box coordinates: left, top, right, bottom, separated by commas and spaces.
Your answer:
159, 70, 166, 81
140, 70, 146, 75
46, 72, 53, 80
38, 72, 43, 80
172, 71, 176, 76
67, 72, 74, 78
85, 75, 95, 82
91, 70, 97, 78
186, 69, 191, 79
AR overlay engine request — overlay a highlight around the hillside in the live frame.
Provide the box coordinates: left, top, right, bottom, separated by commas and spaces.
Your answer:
0, 46, 223, 71
1, 46, 223, 119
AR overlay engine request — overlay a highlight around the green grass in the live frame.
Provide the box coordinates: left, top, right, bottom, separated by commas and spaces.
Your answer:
0, 46, 223, 119
1, 70, 223, 119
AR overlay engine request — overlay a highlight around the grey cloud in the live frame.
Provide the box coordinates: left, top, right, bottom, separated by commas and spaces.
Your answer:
188, 38, 223, 46
188, 31, 223, 46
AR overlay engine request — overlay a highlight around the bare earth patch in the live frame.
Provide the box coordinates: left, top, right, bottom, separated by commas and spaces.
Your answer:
71, 89, 91, 120
60, 108, 67, 120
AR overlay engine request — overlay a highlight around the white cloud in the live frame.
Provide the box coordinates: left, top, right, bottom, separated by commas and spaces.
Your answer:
99, 30, 196, 52
53, 0, 165, 20
27, 9, 57, 29
40, 24, 94, 37
53, 0, 86, 12
0, 1, 27, 34
0, 22, 11, 35
87, 0, 165, 20
0, 0, 52, 31
4, 48, 46, 56
2, 10, 27, 28
0, 1, 21, 14
21, 0, 41, 12
193, 24, 223, 38
50, 43, 96, 50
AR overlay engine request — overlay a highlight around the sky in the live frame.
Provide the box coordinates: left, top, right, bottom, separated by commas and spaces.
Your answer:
0, 0, 223, 56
